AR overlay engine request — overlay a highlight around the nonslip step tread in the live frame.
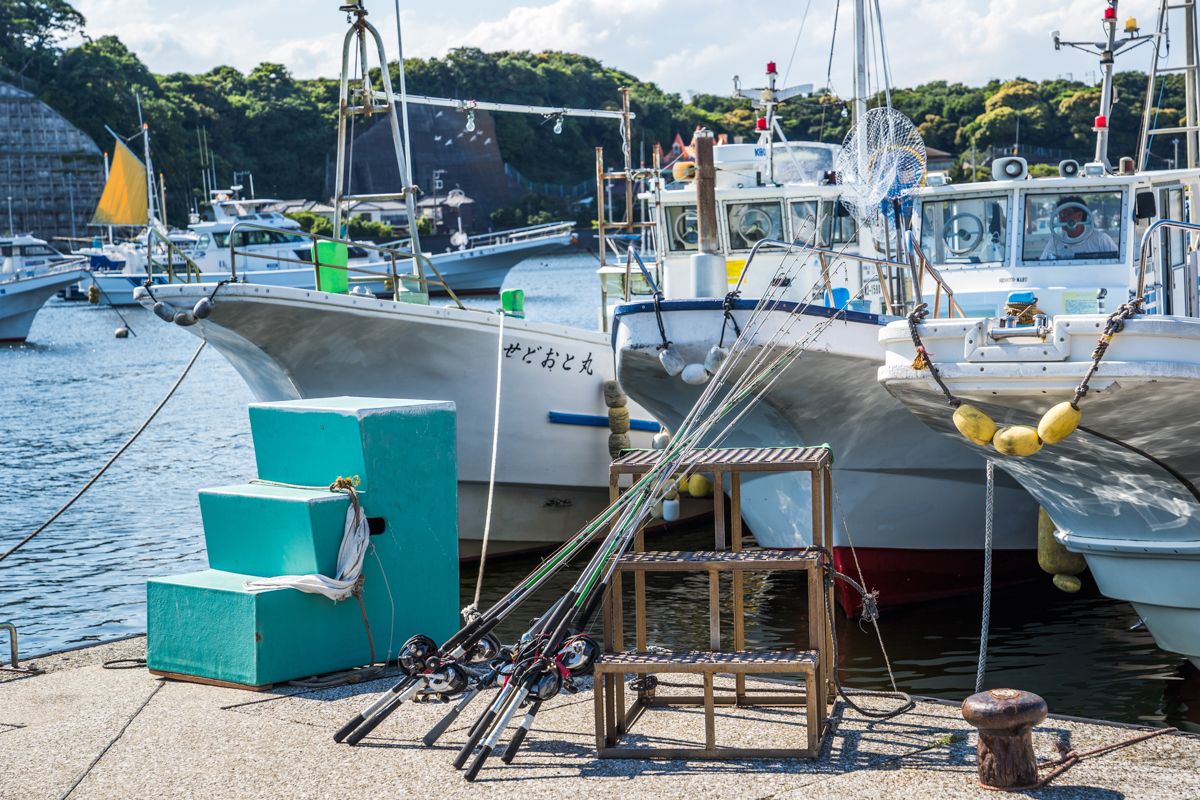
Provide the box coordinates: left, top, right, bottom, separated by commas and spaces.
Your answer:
597, 648, 818, 669
618, 548, 821, 570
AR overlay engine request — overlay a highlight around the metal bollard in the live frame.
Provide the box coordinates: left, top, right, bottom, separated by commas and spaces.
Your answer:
1, 622, 21, 669
961, 688, 1048, 789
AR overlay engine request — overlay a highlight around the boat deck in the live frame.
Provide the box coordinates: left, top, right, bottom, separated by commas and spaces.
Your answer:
2, 638, 1197, 799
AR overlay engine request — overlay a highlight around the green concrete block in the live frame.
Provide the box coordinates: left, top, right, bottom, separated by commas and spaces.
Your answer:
148, 570, 379, 686
199, 485, 350, 576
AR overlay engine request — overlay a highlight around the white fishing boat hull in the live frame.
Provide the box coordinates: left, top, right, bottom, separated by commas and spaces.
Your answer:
0, 267, 90, 343
138, 283, 655, 553
612, 298, 1040, 609
878, 314, 1200, 666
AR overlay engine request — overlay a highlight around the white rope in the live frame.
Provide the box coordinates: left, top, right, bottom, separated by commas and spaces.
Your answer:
975, 459, 994, 694
244, 497, 370, 602
469, 311, 506, 612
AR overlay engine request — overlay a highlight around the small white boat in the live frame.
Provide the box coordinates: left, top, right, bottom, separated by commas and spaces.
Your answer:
0, 234, 89, 343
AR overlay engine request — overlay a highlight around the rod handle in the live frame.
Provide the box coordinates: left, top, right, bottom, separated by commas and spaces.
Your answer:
464, 745, 493, 782
453, 708, 495, 769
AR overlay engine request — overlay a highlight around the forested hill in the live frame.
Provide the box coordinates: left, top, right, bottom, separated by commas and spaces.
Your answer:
1, 0, 1191, 222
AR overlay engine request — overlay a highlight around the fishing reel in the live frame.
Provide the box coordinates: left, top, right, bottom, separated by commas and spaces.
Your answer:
416, 658, 470, 700
397, 634, 439, 676
464, 632, 502, 664
522, 658, 564, 702
555, 634, 599, 676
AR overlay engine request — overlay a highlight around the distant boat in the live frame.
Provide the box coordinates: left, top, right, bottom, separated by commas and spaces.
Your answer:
0, 234, 88, 343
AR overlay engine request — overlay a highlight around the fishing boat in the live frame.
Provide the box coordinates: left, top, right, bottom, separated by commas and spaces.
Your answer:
136, 3, 657, 556
0, 234, 88, 343
610, 3, 1043, 609
878, 0, 1200, 664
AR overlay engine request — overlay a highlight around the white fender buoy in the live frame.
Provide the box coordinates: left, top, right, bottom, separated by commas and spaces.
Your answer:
192, 297, 213, 319
681, 363, 710, 385
658, 346, 685, 377
662, 498, 680, 522
704, 344, 729, 374
114, 326, 129, 339
651, 432, 671, 450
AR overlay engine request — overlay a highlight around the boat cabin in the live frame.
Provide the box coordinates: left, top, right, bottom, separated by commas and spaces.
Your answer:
913, 163, 1200, 317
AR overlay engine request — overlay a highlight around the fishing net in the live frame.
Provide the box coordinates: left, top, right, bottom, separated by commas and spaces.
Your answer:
835, 107, 926, 232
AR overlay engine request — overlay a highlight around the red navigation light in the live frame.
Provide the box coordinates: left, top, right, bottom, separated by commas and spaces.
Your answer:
756, 116, 768, 131
1103, 5, 1116, 19
766, 61, 777, 75
1094, 115, 1108, 129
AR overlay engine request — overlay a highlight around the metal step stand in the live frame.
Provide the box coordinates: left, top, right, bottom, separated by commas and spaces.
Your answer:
594, 446, 834, 759
1138, 0, 1200, 173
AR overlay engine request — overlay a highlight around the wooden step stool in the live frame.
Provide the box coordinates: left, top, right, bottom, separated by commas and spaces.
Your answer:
595, 446, 834, 760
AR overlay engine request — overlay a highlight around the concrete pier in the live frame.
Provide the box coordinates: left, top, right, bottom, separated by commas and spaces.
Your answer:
1, 638, 1196, 799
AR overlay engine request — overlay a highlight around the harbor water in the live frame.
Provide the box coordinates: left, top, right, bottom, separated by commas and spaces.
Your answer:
1, 252, 1196, 734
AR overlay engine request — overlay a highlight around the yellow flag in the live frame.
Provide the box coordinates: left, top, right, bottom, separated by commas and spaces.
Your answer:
91, 139, 148, 226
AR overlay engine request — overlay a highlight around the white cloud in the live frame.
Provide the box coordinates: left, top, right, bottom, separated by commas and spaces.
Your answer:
66, 0, 1171, 95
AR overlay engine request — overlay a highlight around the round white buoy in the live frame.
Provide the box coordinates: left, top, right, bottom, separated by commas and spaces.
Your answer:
658, 346, 685, 377
651, 432, 671, 450
662, 498, 680, 522
681, 363, 709, 385
132, 286, 148, 302
114, 326, 129, 339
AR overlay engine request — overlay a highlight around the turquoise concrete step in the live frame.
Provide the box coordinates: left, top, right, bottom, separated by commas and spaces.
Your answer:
148, 569, 384, 687
148, 397, 461, 687
199, 484, 350, 577
248, 397, 455, 495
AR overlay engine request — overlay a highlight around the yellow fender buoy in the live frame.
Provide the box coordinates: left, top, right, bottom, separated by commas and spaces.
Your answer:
1037, 402, 1081, 445
1037, 508, 1086, 593
1053, 574, 1083, 593
671, 161, 696, 182
687, 473, 713, 498
953, 404, 997, 447
87, 284, 100, 304
608, 406, 630, 434
607, 432, 630, 460
992, 425, 1042, 457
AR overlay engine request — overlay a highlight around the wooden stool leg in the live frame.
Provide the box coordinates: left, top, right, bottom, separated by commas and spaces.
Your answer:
594, 668, 607, 753
806, 665, 820, 753
704, 671, 716, 750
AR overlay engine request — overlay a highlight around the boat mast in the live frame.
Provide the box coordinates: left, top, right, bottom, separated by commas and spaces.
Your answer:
853, 0, 868, 125
334, 2, 422, 263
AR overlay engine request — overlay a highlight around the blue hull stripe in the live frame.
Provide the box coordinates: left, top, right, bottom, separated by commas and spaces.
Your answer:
610, 297, 889, 348
548, 411, 661, 432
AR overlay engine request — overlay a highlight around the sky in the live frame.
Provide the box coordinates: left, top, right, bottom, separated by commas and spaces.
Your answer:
69, 0, 1170, 96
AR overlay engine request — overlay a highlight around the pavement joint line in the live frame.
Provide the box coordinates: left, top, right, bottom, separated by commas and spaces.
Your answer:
57, 680, 163, 800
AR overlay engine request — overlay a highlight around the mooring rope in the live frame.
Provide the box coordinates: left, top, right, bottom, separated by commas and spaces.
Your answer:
0, 341, 207, 565
467, 311, 506, 617
976, 460, 995, 694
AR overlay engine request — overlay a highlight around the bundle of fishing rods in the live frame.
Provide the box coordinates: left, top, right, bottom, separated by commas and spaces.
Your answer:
328, 230, 888, 779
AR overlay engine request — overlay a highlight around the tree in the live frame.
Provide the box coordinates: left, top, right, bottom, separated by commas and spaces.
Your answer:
0, 0, 84, 85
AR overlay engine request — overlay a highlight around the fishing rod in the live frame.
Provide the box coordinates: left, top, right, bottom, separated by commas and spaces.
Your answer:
458, 244, 862, 778
417, 233, 847, 755
333, 460, 680, 745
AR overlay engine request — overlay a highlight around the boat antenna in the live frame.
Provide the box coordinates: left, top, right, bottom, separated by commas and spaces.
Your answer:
732, 63, 811, 184
1052, 1, 1155, 170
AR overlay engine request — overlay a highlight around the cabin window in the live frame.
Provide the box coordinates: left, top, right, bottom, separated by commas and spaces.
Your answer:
20, 245, 57, 257
726, 201, 783, 250
1022, 190, 1123, 263
820, 200, 857, 245
789, 200, 820, 245
919, 195, 1008, 267
664, 205, 699, 252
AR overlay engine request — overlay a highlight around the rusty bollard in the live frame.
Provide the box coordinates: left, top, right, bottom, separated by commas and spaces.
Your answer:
961, 688, 1048, 789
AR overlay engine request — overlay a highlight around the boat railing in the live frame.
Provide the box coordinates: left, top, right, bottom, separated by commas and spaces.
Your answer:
225, 222, 465, 309
147, 224, 204, 283
1136, 218, 1200, 315
731, 238, 965, 318
0, 256, 88, 285
468, 220, 575, 248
